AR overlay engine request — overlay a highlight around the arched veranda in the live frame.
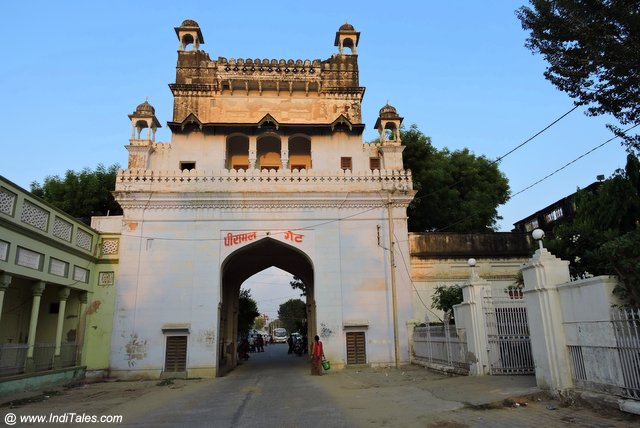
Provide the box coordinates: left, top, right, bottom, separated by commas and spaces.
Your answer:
218, 237, 315, 375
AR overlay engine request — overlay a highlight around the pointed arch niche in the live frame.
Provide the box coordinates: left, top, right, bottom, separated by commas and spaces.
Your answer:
218, 237, 315, 375
288, 135, 312, 171
257, 135, 281, 171
226, 135, 249, 170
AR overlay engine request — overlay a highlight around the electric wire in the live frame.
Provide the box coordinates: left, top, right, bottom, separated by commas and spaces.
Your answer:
511, 123, 640, 198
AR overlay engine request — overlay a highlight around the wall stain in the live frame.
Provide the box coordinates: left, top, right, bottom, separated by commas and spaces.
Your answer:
125, 333, 148, 367
85, 300, 101, 315
198, 329, 215, 347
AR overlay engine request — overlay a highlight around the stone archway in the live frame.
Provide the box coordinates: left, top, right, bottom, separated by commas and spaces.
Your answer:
218, 237, 315, 375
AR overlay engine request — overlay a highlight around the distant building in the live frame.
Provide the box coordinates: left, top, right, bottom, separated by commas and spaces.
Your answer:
512, 181, 603, 233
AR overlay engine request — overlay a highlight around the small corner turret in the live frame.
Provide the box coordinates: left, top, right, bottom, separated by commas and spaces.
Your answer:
334, 21, 360, 55
175, 19, 204, 51
126, 99, 161, 169
375, 103, 403, 145
375, 103, 405, 170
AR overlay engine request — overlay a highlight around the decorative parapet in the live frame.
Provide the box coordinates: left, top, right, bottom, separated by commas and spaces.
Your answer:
0, 176, 99, 258
115, 168, 413, 193
219, 57, 322, 74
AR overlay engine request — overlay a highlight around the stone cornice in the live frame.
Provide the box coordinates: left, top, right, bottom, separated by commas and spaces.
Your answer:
114, 192, 414, 211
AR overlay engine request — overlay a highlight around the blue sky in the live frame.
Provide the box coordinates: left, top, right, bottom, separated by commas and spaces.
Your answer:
0, 1, 629, 316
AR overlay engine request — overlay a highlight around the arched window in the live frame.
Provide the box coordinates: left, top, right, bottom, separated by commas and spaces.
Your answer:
134, 120, 150, 140
257, 135, 281, 171
226, 135, 249, 170
181, 34, 195, 51
342, 38, 355, 54
384, 123, 398, 141
289, 136, 311, 170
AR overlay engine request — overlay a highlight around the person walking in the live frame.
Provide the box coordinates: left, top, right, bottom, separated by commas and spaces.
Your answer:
310, 335, 324, 376
287, 334, 294, 354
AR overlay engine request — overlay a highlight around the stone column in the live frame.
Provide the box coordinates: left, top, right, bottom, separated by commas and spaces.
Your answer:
280, 135, 289, 170
0, 273, 11, 326
521, 236, 573, 392
53, 287, 71, 369
248, 135, 257, 169
453, 260, 490, 375
76, 292, 88, 366
25, 281, 46, 372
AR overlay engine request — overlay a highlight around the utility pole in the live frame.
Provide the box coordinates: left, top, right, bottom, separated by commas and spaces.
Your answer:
387, 191, 400, 368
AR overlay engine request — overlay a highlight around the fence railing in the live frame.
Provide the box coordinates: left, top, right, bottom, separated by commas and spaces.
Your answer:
60, 343, 79, 368
567, 307, 640, 400
0, 343, 28, 377
412, 324, 469, 373
0, 342, 80, 378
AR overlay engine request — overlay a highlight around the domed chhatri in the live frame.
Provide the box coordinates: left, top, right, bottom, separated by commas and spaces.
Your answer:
180, 19, 200, 28
379, 103, 398, 118
339, 22, 355, 31
335, 21, 360, 55
175, 19, 205, 50
134, 100, 155, 116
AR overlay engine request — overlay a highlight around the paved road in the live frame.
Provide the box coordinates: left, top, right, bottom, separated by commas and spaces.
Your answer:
2, 343, 639, 427
121, 344, 352, 427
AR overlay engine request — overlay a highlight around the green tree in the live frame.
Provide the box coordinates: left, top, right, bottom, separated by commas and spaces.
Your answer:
30, 163, 122, 224
547, 154, 640, 305
431, 285, 463, 323
253, 316, 266, 331
289, 276, 306, 296
238, 289, 260, 336
516, 1, 640, 151
401, 125, 510, 232
277, 298, 306, 333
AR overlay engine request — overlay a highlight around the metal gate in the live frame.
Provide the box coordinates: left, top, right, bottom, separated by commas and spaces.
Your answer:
483, 291, 534, 375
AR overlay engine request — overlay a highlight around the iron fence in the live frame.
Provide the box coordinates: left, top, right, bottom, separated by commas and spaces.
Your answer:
0, 342, 79, 378
569, 308, 640, 400
60, 343, 79, 368
0, 343, 28, 377
412, 324, 469, 373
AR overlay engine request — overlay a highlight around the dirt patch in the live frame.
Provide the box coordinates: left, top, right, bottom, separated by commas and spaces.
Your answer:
426, 422, 468, 428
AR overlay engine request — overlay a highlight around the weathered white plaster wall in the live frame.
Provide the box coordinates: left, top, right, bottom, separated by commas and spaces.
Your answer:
108, 197, 414, 378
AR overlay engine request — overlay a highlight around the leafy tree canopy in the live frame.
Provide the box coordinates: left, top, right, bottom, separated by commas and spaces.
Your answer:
401, 125, 510, 232
253, 316, 266, 331
289, 276, 306, 296
277, 298, 306, 333
238, 289, 260, 335
30, 163, 122, 224
431, 285, 463, 322
517, 0, 640, 151
547, 153, 640, 305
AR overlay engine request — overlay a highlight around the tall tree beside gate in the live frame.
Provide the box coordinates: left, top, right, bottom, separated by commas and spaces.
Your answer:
30, 163, 122, 224
517, 0, 640, 152
400, 125, 510, 232
277, 299, 307, 333
238, 289, 260, 336
547, 154, 640, 306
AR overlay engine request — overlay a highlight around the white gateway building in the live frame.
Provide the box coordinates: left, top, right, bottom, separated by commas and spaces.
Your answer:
106, 20, 415, 378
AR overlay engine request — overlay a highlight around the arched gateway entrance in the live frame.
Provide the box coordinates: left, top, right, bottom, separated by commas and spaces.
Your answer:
218, 237, 315, 374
